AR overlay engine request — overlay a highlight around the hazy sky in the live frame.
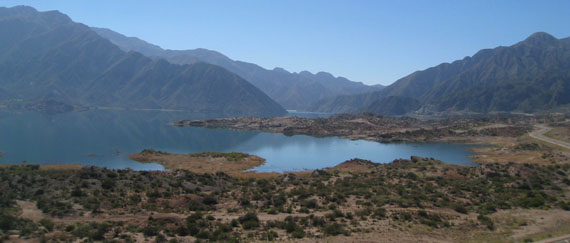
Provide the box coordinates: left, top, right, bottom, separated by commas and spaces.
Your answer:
3, 0, 570, 85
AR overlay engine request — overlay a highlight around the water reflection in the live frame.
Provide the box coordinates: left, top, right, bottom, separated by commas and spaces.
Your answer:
0, 110, 476, 171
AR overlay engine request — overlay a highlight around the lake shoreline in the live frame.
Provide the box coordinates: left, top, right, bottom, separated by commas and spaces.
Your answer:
172, 113, 543, 143
174, 113, 570, 166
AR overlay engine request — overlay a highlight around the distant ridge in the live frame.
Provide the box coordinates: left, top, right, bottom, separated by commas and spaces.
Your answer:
92, 27, 383, 110
310, 32, 570, 115
0, 6, 287, 116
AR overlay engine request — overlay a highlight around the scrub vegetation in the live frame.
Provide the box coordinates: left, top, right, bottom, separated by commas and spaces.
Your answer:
1, 156, 568, 242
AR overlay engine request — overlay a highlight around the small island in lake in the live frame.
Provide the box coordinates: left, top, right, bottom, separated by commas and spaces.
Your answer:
129, 149, 265, 175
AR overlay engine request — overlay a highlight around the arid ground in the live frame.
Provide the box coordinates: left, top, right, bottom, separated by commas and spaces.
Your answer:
1, 114, 569, 242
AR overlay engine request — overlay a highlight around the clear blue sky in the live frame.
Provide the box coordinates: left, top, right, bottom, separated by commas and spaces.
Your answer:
3, 0, 570, 85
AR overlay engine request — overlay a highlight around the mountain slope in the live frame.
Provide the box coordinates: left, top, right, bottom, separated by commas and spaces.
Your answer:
0, 6, 286, 116
310, 32, 570, 114
361, 96, 421, 116
92, 27, 383, 110
308, 91, 383, 114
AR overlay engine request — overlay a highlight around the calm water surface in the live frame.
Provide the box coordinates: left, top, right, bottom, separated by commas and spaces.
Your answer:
0, 110, 476, 172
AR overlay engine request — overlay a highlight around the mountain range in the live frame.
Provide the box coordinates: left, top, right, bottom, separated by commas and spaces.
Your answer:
309, 32, 570, 115
2, 5, 568, 117
0, 6, 286, 116
92, 27, 383, 110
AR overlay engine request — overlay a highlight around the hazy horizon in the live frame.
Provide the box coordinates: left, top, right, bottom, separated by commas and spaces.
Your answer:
3, 0, 570, 85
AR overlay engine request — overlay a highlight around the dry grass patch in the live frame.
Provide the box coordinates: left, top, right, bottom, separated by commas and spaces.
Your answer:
129, 149, 265, 174
470, 135, 570, 165
545, 126, 570, 144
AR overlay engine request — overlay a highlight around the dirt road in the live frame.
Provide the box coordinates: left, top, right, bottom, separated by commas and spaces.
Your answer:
529, 124, 570, 150
538, 233, 570, 243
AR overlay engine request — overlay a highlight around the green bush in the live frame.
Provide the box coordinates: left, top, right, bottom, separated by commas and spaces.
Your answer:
519, 196, 545, 208
186, 223, 200, 236
142, 225, 160, 236
323, 223, 348, 236
71, 223, 92, 238
241, 220, 260, 230
196, 230, 210, 239
312, 216, 325, 227
36, 199, 72, 217
454, 205, 468, 214
291, 229, 305, 238
374, 208, 387, 218
477, 214, 495, 231
0, 214, 16, 230
285, 221, 298, 233
39, 218, 54, 232
356, 208, 371, 217
202, 195, 218, 205
101, 179, 116, 190
301, 199, 318, 209
65, 224, 75, 232
189, 152, 249, 161
261, 231, 279, 241
71, 187, 83, 197
187, 200, 211, 211
239, 212, 260, 230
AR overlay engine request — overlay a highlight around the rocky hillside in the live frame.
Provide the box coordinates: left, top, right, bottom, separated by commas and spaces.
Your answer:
310, 32, 570, 115
0, 6, 286, 116
92, 27, 383, 110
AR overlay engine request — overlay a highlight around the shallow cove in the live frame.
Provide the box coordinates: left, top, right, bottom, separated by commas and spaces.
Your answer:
0, 110, 477, 172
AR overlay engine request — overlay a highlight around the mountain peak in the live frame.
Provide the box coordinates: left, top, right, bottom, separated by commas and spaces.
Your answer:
5, 5, 37, 13
273, 67, 289, 73
522, 32, 558, 46
0, 5, 37, 17
316, 72, 334, 79
0, 5, 71, 24
299, 70, 313, 76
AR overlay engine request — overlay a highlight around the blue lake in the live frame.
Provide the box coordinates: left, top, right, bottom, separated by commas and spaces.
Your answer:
0, 110, 477, 172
